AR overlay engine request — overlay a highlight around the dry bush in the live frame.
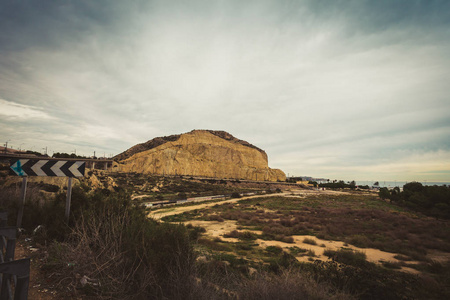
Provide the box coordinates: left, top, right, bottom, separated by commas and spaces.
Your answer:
237, 268, 355, 300
279, 217, 293, 227
224, 230, 257, 241
262, 224, 292, 237
303, 238, 317, 245
208, 214, 225, 222
43, 192, 198, 299
0, 184, 47, 226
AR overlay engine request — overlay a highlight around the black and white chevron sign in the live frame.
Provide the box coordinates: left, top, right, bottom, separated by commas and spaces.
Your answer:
9, 159, 85, 177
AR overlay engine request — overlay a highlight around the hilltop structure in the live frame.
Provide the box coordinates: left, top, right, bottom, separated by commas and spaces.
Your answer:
114, 130, 285, 182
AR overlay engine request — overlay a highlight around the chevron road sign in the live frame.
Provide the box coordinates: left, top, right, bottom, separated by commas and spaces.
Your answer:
9, 159, 85, 177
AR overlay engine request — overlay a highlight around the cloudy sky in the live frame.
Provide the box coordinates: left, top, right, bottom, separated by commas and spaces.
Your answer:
1, 0, 449, 182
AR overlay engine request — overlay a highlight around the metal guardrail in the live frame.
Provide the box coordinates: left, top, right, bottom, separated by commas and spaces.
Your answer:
0, 259, 30, 300
0, 213, 29, 300
0, 153, 112, 163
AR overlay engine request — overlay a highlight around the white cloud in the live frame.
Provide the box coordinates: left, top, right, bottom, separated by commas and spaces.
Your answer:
0, 99, 55, 120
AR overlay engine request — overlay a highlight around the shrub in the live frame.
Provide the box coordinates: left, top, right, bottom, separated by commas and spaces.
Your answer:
303, 237, 317, 245
266, 246, 283, 255
237, 268, 355, 300
198, 238, 232, 252
287, 246, 308, 255
208, 214, 224, 222
381, 261, 402, 269
40, 188, 198, 299
281, 236, 294, 243
177, 192, 187, 200
224, 230, 257, 241
323, 248, 368, 268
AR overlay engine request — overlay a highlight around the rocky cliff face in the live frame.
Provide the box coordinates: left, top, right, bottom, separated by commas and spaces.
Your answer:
115, 130, 285, 182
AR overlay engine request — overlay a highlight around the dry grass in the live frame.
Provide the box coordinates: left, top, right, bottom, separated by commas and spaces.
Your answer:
237, 268, 355, 300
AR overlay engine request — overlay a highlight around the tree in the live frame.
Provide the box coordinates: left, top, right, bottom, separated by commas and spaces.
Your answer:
403, 182, 424, 194
390, 187, 401, 202
379, 187, 390, 200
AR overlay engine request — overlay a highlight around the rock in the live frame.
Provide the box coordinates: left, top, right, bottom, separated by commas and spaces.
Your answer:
196, 255, 208, 263
115, 130, 286, 182
248, 267, 257, 276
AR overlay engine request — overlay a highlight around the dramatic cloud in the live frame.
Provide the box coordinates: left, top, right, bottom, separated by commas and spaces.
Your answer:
1, 0, 449, 181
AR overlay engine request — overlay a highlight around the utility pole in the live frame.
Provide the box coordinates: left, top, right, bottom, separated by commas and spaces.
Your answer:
4, 140, 10, 153
42, 146, 48, 156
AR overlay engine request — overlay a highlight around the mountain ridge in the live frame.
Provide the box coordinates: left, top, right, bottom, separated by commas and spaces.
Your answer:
114, 129, 266, 161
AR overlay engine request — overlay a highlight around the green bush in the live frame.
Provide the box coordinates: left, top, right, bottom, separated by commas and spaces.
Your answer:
323, 248, 368, 268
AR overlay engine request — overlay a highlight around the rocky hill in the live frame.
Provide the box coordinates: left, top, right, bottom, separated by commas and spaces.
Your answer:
114, 130, 285, 181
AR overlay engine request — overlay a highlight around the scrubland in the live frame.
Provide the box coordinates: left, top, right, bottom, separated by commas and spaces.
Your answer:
1, 172, 450, 299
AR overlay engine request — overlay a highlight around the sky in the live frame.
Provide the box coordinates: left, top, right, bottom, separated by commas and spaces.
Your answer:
1, 0, 449, 182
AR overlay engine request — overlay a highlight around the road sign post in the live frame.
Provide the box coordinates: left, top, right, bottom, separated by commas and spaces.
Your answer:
9, 159, 85, 226
16, 177, 28, 228
65, 177, 73, 222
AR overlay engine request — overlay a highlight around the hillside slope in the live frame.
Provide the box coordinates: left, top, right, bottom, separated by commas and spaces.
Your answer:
115, 130, 285, 181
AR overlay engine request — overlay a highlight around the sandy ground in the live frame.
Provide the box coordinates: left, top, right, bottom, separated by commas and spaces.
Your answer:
153, 189, 428, 274
186, 219, 421, 274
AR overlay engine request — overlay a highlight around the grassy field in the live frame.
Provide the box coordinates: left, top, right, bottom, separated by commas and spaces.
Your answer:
164, 194, 450, 261
161, 192, 450, 299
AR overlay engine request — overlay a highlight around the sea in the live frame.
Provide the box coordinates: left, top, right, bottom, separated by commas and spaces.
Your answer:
355, 181, 450, 188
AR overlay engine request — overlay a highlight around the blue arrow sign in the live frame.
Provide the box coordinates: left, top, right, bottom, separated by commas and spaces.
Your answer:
10, 159, 26, 176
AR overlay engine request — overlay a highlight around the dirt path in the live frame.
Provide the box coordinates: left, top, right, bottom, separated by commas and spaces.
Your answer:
148, 189, 351, 219
149, 193, 280, 219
